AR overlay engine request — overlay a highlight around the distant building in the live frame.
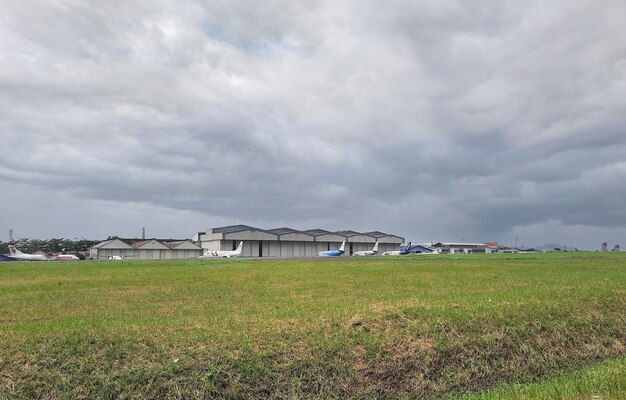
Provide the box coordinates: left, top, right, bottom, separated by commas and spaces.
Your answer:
193, 225, 404, 257
484, 242, 498, 254
432, 242, 490, 254
90, 238, 202, 260
429, 242, 509, 254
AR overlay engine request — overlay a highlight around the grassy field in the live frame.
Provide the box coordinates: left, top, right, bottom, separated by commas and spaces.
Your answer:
459, 357, 626, 399
1, 252, 625, 399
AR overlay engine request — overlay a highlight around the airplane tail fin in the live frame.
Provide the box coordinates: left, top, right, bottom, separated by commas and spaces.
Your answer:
401, 242, 411, 254
235, 241, 243, 254
339, 240, 346, 252
372, 241, 379, 253
8, 245, 22, 256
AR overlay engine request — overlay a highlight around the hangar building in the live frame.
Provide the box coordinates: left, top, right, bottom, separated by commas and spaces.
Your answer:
193, 225, 404, 257
90, 238, 202, 260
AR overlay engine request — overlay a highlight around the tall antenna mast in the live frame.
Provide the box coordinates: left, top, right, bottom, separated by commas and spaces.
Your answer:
142, 227, 145, 240
9, 229, 14, 242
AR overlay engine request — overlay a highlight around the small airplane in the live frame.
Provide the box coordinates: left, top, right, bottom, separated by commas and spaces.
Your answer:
56, 254, 80, 261
352, 241, 379, 256
318, 240, 346, 257
108, 255, 124, 260
201, 241, 244, 258
7, 245, 48, 261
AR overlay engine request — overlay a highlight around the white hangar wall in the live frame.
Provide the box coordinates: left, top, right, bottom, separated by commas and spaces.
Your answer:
90, 239, 203, 260
197, 225, 404, 257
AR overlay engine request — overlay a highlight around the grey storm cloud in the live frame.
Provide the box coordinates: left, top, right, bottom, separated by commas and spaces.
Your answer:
1, 0, 626, 248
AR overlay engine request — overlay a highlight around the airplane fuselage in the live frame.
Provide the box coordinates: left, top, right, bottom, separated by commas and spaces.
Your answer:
202, 250, 239, 258
353, 250, 376, 256
318, 249, 344, 257
318, 240, 346, 257
9, 254, 47, 261
352, 241, 378, 256
7, 246, 47, 261
201, 241, 244, 258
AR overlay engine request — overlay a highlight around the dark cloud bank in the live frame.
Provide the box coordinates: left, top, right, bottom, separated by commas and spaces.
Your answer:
1, 0, 625, 249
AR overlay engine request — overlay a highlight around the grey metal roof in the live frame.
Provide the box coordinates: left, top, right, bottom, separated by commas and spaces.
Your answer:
302, 229, 333, 236
206, 225, 403, 241
162, 240, 202, 249
212, 225, 265, 234
131, 240, 151, 249
94, 238, 199, 250
363, 231, 388, 238
334, 230, 365, 237
163, 240, 185, 249
94, 238, 135, 246
91, 238, 135, 249
92, 239, 114, 248
127, 238, 193, 248
267, 227, 312, 236
364, 231, 403, 238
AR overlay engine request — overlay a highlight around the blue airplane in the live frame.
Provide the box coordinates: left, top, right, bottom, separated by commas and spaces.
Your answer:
318, 240, 346, 257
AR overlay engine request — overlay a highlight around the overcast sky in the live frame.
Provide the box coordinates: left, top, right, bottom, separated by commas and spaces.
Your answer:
1, 1, 625, 249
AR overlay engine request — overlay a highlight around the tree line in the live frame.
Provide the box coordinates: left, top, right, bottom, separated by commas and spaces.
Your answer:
0, 238, 102, 256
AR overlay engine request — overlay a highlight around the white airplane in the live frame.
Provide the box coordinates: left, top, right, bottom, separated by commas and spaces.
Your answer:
382, 242, 412, 256
7, 245, 48, 261
352, 241, 379, 256
201, 241, 244, 258
318, 240, 346, 257
56, 254, 79, 261
382, 250, 404, 256
108, 255, 124, 260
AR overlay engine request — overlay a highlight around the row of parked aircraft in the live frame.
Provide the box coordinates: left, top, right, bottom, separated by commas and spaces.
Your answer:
318, 240, 418, 256
199, 240, 376, 258
200, 240, 392, 258
199, 240, 433, 258
317, 240, 380, 256
0, 245, 79, 261
1, 241, 425, 261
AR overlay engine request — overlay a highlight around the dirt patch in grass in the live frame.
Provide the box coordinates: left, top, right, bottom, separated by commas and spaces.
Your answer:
335, 309, 626, 399
352, 335, 437, 396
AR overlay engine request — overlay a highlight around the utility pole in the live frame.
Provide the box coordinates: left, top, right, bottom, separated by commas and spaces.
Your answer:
9, 229, 14, 242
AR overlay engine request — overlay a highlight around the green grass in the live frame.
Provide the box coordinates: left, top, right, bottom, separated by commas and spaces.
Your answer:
1, 252, 625, 399
458, 357, 626, 399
